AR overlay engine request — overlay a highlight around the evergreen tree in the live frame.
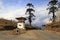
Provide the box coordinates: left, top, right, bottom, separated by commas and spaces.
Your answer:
25, 3, 35, 25
47, 0, 58, 22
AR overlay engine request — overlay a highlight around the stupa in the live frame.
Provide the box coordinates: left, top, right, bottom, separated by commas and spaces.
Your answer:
16, 17, 26, 29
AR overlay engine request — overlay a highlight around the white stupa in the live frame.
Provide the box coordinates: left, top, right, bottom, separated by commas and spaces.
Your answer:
16, 17, 26, 29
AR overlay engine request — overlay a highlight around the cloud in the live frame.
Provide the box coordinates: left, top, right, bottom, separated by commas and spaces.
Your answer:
0, 0, 3, 9
31, 8, 52, 28
0, 0, 27, 20
0, 8, 26, 20
0, 0, 52, 29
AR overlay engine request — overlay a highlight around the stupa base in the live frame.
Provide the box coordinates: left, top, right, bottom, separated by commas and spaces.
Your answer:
14, 28, 26, 35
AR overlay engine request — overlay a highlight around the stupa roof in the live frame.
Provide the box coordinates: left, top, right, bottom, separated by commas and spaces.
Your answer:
16, 17, 27, 20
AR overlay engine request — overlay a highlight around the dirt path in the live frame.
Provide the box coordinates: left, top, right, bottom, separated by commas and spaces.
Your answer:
33, 30, 60, 40
0, 30, 60, 40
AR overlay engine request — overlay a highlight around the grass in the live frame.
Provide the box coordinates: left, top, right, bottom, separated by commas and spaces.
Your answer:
45, 21, 60, 32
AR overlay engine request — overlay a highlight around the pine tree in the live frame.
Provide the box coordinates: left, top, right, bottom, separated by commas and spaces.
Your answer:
47, 0, 58, 22
25, 3, 35, 25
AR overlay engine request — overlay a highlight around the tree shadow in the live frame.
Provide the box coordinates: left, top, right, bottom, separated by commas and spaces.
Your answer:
0, 26, 16, 31
4, 26, 16, 30
25, 26, 41, 30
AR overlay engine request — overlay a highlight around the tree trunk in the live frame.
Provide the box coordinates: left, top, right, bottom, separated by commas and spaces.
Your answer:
52, 11, 55, 22
29, 11, 32, 26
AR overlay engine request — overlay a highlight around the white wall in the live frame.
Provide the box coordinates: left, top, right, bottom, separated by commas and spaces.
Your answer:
17, 23, 25, 29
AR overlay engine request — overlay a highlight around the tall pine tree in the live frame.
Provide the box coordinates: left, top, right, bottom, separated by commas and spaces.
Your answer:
47, 0, 58, 22
25, 3, 35, 25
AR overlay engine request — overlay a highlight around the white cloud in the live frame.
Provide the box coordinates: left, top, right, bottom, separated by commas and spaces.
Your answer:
0, 8, 26, 20
31, 7, 52, 28
0, 0, 27, 20
0, 0, 2, 10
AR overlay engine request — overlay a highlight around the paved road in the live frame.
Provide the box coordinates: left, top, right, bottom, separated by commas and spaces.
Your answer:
0, 30, 60, 40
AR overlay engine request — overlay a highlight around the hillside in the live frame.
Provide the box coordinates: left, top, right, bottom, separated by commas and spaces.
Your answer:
0, 18, 36, 30
0, 18, 17, 30
45, 21, 60, 32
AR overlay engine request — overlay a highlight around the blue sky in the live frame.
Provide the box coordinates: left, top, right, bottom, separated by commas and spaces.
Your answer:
0, 0, 49, 19
2, 0, 49, 7
0, 0, 59, 28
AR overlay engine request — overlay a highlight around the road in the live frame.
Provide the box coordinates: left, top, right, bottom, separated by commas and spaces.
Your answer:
33, 30, 60, 40
0, 30, 60, 40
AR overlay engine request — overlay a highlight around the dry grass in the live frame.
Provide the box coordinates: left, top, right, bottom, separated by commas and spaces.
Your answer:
0, 18, 17, 30
45, 21, 60, 32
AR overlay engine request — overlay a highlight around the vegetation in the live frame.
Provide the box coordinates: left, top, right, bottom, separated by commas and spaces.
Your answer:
0, 18, 17, 30
47, 0, 58, 22
25, 3, 35, 25
45, 21, 60, 32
